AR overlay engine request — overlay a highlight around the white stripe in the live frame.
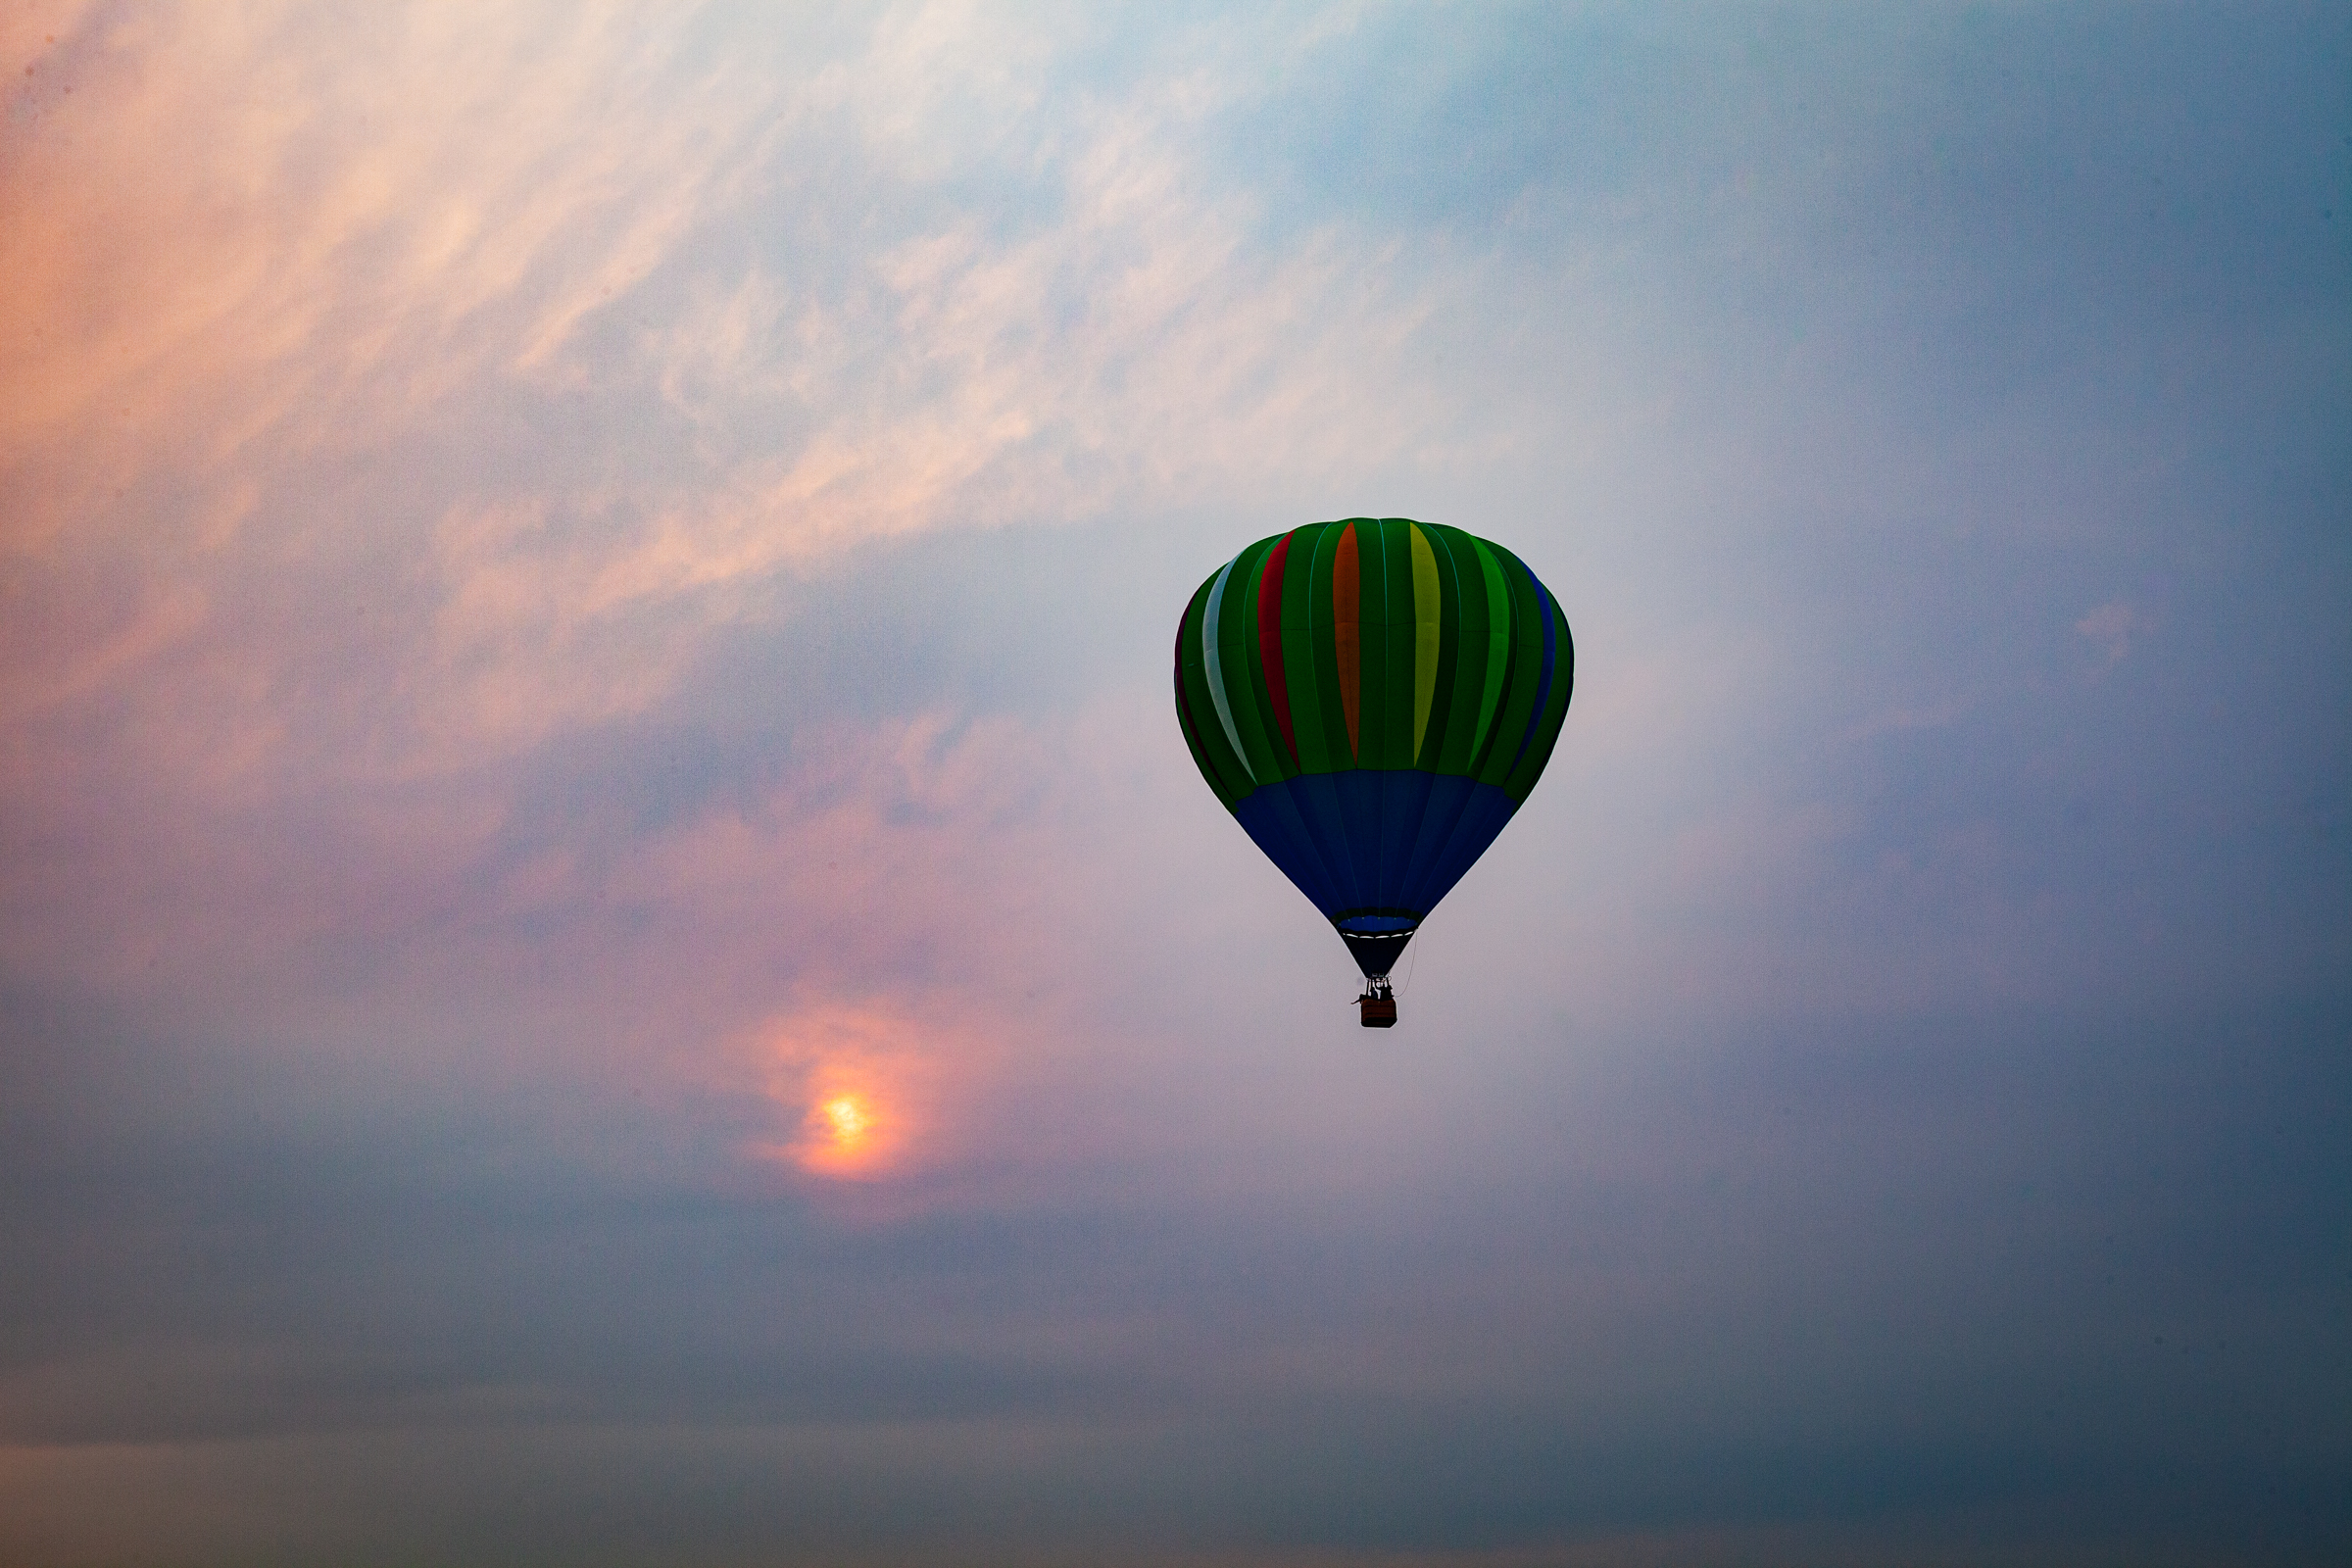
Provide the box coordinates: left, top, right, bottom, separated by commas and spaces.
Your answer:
1202, 557, 1255, 783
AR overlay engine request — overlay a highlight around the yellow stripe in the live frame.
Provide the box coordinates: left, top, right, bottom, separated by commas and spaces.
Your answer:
1409, 523, 1440, 761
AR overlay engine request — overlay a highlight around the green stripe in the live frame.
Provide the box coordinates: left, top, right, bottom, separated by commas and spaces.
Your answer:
1173, 517, 1573, 804
1176, 580, 1251, 807
1173, 676, 1232, 809
1200, 556, 1252, 782
1345, 521, 1373, 766
1466, 536, 1512, 774
1222, 536, 1290, 784
1281, 521, 1335, 773
1476, 547, 1546, 789
1424, 525, 1466, 769
1427, 524, 1484, 775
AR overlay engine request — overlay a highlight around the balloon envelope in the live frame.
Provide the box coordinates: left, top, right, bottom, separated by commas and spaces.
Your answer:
1174, 518, 1573, 978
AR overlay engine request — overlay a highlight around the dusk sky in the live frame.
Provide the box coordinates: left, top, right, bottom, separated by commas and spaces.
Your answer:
3, 4, 2347, 1564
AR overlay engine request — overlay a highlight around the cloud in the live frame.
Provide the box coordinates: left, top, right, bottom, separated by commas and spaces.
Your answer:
1845, 695, 1976, 742
3, 5, 763, 479
0, 2, 1439, 991
3, 3, 2348, 1561
1, 0, 1502, 824
0, 5, 1590, 1219
2075, 598, 2143, 668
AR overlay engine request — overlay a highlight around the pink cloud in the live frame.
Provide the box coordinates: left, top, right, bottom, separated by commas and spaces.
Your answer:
0, 1, 1633, 1214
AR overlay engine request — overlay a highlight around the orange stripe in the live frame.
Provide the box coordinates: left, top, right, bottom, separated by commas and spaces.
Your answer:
1333, 521, 1359, 759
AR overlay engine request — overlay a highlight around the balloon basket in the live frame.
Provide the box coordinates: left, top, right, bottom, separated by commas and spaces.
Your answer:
1357, 979, 1396, 1028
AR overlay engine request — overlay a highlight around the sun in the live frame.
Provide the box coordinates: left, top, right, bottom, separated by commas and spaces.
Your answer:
791, 1083, 895, 1177
824, 1096, 869, 1145
759, 1003, 938, 1179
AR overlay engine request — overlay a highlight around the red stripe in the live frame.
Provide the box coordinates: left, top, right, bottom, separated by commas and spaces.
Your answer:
1334, 522, 1359, 759
1256, 531, 1298, 765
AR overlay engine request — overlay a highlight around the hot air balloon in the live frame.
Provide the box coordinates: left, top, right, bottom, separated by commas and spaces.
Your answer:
1174, 518, 1573, 1026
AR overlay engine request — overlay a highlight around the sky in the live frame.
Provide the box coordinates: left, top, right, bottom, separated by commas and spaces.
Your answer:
1, 2, 2347, 1564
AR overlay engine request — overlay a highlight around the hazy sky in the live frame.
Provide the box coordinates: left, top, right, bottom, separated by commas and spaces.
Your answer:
3, 3, 2347, 1564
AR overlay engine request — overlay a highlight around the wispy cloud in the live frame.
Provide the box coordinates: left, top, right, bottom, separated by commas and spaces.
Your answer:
2076, 597, 2144, 669
3, 2, 2346, 1560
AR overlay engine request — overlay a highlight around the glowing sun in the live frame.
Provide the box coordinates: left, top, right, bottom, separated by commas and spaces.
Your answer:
760, 1002, 940, 1180
791, 1081, 900, 1178
823, 1096, 869, 1144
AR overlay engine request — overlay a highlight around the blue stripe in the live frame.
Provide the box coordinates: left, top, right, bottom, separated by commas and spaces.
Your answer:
1508, 572, 1557, 777
1396, 770, 1481, 901
1231, 768, 1521, 931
